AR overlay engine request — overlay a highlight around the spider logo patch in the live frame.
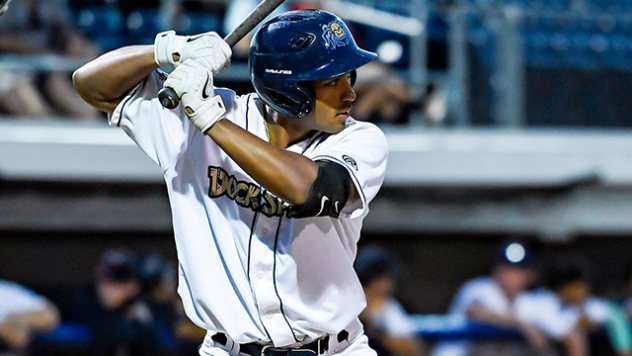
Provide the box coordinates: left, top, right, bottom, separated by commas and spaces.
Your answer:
322, 21, 350, 49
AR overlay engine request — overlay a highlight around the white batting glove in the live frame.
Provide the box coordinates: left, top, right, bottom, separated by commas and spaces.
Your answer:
154, 30, 232, 74
163, 59, 227, 134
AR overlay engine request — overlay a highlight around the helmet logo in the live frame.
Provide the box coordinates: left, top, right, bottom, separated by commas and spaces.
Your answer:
322, 21, 350, 49
265, 68, 293, 75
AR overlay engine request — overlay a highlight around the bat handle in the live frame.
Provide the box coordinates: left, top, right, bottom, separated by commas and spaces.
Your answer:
158, 0, 286, 109
158, 86, 180, 109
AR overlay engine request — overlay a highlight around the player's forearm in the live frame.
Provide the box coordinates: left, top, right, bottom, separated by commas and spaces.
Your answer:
73, 45, 158, 114
0, 303, 60, 349
209, 120, 318, 206
382, 336, 425, 356
10, 302, 61, 332
466, 305, 519, 329
563, 329, 588, 356
0, 319, 29, 349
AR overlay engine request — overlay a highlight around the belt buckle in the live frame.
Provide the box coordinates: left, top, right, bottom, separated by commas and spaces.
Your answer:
261, 345, 318, 356
261, 345, 297, 356
261, 345, 272, 356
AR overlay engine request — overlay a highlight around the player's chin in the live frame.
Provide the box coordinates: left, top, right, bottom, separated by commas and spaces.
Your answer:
320, 120, 346, 134
337, 112, 351, 126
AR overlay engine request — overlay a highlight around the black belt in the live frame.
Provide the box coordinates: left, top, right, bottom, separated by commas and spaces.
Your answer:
212, 330, 349, 356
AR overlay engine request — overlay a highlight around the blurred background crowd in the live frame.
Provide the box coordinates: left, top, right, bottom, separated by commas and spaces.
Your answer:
3, 0, 632, 355
7, 241, 632, 356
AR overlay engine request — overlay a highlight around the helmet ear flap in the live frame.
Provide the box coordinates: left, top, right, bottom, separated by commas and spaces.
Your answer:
294, 83, 315, 118
257, 81, 315, 119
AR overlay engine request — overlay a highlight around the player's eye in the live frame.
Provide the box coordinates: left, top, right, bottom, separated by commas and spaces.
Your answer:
326, 79, 339, 86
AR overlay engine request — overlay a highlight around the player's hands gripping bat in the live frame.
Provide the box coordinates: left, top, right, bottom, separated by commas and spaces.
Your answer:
157, 0, 287, 109
163, 59, 226, 134
154, 31, 232, 73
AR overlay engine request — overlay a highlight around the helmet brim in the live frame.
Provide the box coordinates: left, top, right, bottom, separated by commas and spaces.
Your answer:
308, 48, 378, 81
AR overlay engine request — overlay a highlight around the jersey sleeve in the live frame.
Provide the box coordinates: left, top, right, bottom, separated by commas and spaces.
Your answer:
515, 290, 580, 339
109, 70, 197, 172
449, 278, 495, 315
311, 121, 388, 219
379, 299, 416, 338
0, 281, 49, 324
109, 72, 243, 172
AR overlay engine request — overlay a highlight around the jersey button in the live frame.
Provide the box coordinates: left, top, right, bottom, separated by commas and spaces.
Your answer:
261, 228, 269, 235
256, 271, 264, 279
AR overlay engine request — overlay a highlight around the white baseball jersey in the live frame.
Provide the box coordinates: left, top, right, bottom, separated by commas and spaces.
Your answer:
514, 288, 580, 340
366, 298, 416, 338
448, 277, 513, 317
0, 280, 50, 324
432, 277, 512, 356
110, 71, 389, 347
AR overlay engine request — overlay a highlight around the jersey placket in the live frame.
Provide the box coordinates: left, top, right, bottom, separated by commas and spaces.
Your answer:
249, 216, 297, 346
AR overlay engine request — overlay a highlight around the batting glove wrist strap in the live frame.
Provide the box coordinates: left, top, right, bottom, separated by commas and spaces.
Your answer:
154, 30, 185, 67
187, 95, 226, 133
175, 32, 232, 74
154, 30, 231, 73
163, 59, 227, 133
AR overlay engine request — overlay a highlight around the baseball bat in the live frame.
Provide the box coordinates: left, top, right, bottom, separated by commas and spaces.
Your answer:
158, 0, 287, 109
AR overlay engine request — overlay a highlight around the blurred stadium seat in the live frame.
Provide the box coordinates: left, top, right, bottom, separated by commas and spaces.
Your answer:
175, 12, 222, 35
75, 6, 129, 52
126, 9, 166, 44
458, 0, 632, 127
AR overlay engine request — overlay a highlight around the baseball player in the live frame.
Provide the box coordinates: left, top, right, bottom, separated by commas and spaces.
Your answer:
73, 9, 388, 356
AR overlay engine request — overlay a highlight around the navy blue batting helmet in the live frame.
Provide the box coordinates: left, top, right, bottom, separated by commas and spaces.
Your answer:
249, 9, 377, 119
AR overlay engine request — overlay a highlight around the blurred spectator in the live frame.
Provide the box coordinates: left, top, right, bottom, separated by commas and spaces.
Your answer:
431, 240, 551, 356
68, 249, 165, 356
139, 253, 205, 356
0, 279, 60, 356
621, 263, 632, 323
352, 60, 419, 125
0, 0, 101, 119
355, 244, 426, 356
538, 254, 632, 356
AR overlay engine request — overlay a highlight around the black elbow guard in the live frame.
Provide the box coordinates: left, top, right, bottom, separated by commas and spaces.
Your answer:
288, 160, 352, 219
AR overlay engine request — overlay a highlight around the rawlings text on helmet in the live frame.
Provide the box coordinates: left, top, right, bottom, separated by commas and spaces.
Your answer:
265, 69, 293, 75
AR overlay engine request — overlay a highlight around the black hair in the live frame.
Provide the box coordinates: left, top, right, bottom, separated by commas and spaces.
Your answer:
139, 253, 174, 293
354, 244, 399, 287
96, 248, 140, 283
543, 252, 592, 290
